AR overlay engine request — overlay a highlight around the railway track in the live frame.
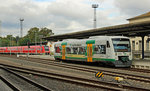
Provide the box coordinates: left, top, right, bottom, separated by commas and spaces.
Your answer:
1, 55, 150, 83
23, 58, 150, 84
0, 66, 53, 91
1, 54, 150, 73
17, 55, 150, 74
0, 75, 20, 91
0, 64, 150, 91
0, 55, 150, 90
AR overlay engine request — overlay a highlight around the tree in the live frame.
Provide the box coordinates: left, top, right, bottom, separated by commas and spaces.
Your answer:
1, 38, 9, 47
5, 35, 17, 46
25, 27, 54, 44
19, 36, 30, 46
26, 27, 39, 43
0, 27, 54, 46
39, 27, 54, 37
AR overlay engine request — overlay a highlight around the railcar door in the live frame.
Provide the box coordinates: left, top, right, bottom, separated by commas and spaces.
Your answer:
62, 45, 66, 60
87, 44, 93, 62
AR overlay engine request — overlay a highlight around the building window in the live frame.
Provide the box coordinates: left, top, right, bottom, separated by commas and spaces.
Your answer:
132, 41, 135, 50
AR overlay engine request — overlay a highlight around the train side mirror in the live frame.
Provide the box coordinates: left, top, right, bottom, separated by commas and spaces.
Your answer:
106, 41, 110, 48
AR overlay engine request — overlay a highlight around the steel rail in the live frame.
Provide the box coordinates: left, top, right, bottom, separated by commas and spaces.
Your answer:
1, 67, 53, 91
26, 58, 150, 83
0, 64, 150, 91
0, 75, 20, 91
0, 55, 150, 83
0, 65, 123, 91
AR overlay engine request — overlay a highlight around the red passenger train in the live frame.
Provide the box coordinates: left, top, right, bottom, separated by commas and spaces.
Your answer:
0, 45, 50, 54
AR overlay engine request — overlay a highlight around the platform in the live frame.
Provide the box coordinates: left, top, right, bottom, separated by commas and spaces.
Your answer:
131, 59, 150, 69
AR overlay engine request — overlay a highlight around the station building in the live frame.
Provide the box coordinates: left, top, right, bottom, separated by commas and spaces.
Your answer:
128, 12, 150, 58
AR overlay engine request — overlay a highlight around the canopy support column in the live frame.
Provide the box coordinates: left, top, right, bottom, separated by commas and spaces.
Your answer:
141, 35, 145, 59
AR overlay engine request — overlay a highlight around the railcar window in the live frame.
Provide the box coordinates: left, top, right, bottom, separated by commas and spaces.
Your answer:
107, 41, 110, 48
78, 47, 86, 54
44, 46, 49, 51
72, 47, 78, 54
2, 48, 5, 50
66, 47, 71, 54
94, 45, 106, 54
55, 47, 61, 53
112, 38, 131, 52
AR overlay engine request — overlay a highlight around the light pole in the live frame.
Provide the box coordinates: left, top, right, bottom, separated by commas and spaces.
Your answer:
10, 36, 11, 56
92, 4, 99, 29
20, 18, 24, 38
35, 32, 37, 54
0, 21, 1, 47
39, 35, 43, 55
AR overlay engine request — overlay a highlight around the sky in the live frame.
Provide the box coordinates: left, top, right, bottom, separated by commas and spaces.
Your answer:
0, 0, 150, 37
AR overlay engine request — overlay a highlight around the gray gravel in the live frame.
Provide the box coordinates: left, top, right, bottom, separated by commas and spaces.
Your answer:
0, 55, 150, 90
0, 78, 13, 91
0, 68, 43, 91
15, 71, 106, 91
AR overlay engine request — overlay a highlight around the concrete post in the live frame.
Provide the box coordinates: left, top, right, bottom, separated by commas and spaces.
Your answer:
141, 35, 145, 59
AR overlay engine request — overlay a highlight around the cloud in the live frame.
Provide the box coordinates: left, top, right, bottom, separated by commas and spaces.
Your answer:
114, 0, 150, 18
0, 0, 149, 37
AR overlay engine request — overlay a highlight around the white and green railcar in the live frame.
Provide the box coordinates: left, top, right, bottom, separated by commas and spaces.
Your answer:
54, 36, 132, 67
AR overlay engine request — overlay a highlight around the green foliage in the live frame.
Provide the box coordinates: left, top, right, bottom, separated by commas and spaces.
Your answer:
1, 38, 9, 47
27, 27, 40, 43
0, 27, 54, 47
26, 27, 54, 44
40, 27, 54, 37
0, 35, 17, 47
18, 36, 30, 46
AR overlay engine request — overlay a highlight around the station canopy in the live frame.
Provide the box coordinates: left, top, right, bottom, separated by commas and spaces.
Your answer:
43, 21, 150, 41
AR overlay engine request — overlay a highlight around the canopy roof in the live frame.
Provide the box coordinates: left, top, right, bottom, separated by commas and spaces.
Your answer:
43, 21, 150, 41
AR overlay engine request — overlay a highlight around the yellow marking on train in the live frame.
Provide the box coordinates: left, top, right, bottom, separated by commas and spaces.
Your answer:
87, 44, 93, 62
66, 54, 85, 58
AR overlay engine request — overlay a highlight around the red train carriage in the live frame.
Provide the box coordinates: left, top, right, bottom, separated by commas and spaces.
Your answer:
0, 45, 50, 54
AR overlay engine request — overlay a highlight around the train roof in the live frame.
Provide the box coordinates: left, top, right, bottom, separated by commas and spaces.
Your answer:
89, 36, 129, 39
54, 36, 129, 44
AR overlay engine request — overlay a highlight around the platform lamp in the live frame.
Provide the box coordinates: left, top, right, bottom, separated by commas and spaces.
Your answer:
92, 4, 99, 29
0, 20, 1, 47
39, 35, 43, 54
19, 18, 24, 54
35, 32, 37, 54
20, 18, 24, 38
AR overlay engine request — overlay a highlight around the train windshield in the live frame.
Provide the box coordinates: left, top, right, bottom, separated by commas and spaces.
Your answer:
44, 46, 49, 51
112, 38, 131, 52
